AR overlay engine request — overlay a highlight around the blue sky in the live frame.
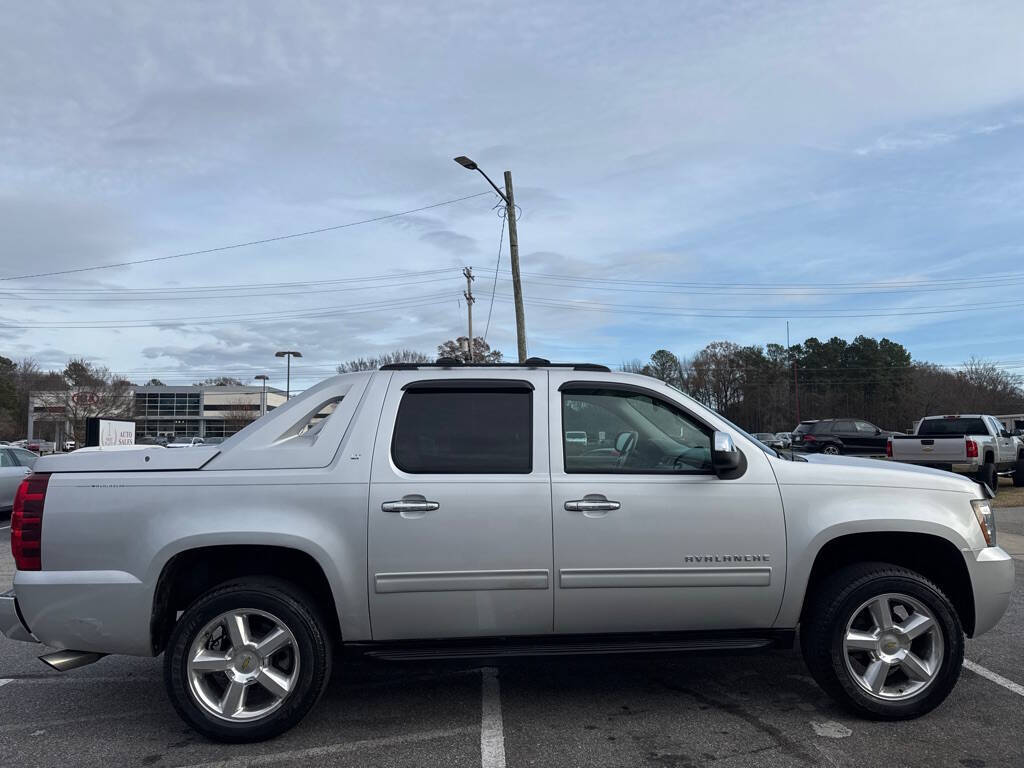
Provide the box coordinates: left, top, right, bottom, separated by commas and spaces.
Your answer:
1, 0, 1023, 387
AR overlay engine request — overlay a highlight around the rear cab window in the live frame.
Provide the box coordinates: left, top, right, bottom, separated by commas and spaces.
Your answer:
918, 418, 987, 436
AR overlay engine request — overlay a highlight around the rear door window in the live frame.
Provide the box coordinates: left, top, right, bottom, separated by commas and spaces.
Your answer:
392, 385, 532, 473
832, 420, 855, 432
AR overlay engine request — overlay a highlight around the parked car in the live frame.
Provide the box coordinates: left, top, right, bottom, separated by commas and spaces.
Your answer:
793, 418, 897, 456
753, 432, 777, 446
1, 362, 1013, 742
202, 436, 225, 445
166, 436, 205, 448
62, 440, 76, 452
890, 414, 1024, 493
773, 432, 792, 449
0, 446, 38, 512
25, 440, 56, 455
790, 420, 818, 448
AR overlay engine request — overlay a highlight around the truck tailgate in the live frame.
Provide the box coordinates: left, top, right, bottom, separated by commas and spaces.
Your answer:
890, 435, 967, 463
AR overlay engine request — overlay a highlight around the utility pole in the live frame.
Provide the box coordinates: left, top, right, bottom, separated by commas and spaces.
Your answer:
787, 320, 800, 423
454, 157, 528, 362
463, 266, 475, 362
503, 171, 527, 362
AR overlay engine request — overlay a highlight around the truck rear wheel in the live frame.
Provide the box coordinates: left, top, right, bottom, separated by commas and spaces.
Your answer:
800, 562, 963, 720
977, 463, 998, 495
164, 578, 331, 743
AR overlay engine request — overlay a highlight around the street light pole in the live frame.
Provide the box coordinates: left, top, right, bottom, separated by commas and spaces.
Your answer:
274, 351, 302, 400
454, 156, 528, 362
254, 375, 269, 416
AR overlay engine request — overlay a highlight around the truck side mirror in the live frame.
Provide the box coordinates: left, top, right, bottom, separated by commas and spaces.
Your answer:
712, 431, 742, 476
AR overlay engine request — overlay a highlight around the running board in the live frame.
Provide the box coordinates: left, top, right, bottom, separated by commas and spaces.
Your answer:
360, 636, 777, 662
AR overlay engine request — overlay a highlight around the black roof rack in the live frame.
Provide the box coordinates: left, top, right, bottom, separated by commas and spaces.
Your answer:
380, 356, 610, 372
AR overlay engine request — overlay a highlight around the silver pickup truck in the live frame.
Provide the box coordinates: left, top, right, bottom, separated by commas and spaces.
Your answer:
1, 362, 1014, 742
889, 414, 1024, 493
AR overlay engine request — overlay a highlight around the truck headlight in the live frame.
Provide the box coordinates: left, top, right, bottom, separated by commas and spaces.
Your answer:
971, 499, 997, 547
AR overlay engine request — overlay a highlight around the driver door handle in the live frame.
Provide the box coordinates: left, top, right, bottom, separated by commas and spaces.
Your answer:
382, 497, 440, 513
565, 495, 620, 513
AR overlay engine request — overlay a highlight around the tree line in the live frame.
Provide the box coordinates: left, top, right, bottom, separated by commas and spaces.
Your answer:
623, 336, 1024, 432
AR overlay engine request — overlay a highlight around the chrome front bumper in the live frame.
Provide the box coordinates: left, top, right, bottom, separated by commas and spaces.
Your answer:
0, 590, 38, 643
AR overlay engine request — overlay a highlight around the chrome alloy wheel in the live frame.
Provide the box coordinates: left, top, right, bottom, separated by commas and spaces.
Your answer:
187, 609, 300, 722
822, 445, 841, 455
843, 593, 944, 700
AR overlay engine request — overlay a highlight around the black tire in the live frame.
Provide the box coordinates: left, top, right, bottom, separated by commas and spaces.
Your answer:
821, 444, 842, 456
164, 578, 332, 743
977, 463, 998, 495
800, 562, 964, 720
1013, 458, 1024, 488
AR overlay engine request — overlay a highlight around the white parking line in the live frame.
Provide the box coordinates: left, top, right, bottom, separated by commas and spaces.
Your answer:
0, 525, 10, 531
964, 659, 1024, 697
480, 667, 507, 768
0, 679, 12, 688
176, 726, 476, 767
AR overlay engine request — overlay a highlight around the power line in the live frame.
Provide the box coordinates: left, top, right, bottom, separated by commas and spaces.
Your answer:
0, 191, 497, 282
0, 292, 456, 329
0, 267, 456, 295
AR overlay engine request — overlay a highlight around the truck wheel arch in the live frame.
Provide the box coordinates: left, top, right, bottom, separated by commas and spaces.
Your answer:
798, 531, 975, 636
150, 544, 343, 655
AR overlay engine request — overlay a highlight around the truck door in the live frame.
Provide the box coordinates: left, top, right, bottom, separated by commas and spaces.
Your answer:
367, 370, 553, 640
988, 417, 1015, 466
550, 374, 787, 634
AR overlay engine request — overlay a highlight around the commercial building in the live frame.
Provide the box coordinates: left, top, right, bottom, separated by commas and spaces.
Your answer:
28, 384, 287, 442
134, 384, 287, 439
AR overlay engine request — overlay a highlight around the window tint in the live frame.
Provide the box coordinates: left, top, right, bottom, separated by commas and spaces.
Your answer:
811, 421, 833, 434
855, 421, 876, 433
918, 418, 987, 436
562, 388, 711, 473
392, 387, 532, 473
12, 449, 38, 468
832, 420, 855, 432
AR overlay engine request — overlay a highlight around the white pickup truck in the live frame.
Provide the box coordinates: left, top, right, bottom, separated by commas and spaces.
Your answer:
1, 362, 1014, 743
889, 414, 1024, 493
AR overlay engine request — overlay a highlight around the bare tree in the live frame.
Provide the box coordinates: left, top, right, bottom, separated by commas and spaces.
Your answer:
337, 349, 431, 373
32, 359, 134, 444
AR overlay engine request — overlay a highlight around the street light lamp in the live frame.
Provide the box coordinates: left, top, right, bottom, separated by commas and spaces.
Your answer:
454, 155, 527, 362
274, 351, 302, 400
253, 374, 269, 416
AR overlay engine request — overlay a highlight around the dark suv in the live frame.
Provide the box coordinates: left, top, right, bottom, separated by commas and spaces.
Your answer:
793, 418, 895, 455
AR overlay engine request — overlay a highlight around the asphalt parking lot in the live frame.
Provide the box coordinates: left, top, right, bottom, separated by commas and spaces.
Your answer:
1, 513, 1023, 768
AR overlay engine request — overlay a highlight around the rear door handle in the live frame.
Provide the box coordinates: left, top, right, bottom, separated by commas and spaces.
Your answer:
382, 495, 439, 514
565, 495, 620, 514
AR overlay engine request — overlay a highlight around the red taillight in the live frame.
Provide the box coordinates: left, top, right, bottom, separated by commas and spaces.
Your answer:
803, 434, 816, 442
886, 439, 892, 458
966, 439, 978, 459
11, 473, 49, 571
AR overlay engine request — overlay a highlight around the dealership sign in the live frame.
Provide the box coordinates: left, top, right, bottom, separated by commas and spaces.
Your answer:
72, 391, 99, 406
85, 417, 135, 447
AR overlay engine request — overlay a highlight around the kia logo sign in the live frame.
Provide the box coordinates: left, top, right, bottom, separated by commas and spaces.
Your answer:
72, 391, 99, 406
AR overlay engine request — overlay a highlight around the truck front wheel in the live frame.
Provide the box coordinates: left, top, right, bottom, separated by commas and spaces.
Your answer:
801, 562, 963, 720
164, 578, 332, 743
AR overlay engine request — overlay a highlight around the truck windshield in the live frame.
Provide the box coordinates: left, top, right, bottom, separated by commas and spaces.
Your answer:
918, 418, 987, 436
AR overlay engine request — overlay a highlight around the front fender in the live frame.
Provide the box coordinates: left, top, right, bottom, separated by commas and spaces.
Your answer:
773, 482, 981, 628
